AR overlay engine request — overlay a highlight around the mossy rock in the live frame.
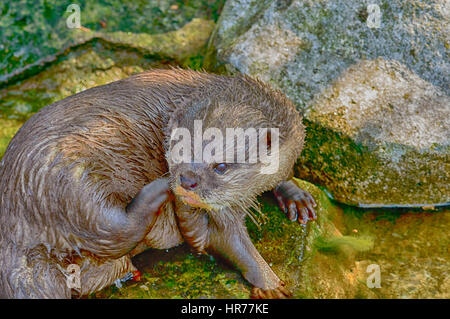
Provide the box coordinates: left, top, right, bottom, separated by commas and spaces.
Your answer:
208, 0, 449, 107
0, 0, 225, 84
296, 59, 449, 207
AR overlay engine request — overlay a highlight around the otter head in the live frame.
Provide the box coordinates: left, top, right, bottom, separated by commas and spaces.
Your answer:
164, 75, 305, 212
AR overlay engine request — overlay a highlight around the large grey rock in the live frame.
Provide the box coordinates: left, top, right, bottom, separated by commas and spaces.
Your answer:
298, 58, 450, 207
211, 0, 449, 111
209, 0, 450, 206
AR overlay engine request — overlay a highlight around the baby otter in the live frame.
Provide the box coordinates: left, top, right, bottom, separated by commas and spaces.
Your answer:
0, 69, 316, 299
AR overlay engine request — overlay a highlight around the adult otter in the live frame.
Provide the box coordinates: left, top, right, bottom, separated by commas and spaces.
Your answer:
0, 69, 316, 299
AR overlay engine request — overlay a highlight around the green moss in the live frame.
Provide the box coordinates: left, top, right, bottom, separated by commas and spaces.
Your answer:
295, 119, 367, 198
296, 118, 449, 206
203, 42, 229, 74
181, 52, 206, 71
246, 195, 290, 242
314, 234, 374, 254
0, 118, 23, 160
92, 250, 249, 299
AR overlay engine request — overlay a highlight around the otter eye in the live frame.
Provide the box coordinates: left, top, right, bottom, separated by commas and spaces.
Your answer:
213, 163, 228, 175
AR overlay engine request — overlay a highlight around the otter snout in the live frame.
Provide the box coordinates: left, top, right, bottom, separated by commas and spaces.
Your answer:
180, 171, 199, 190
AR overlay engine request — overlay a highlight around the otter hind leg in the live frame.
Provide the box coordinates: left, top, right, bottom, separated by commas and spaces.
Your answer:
76, 255, 136, 297
176, 207, 291, 299
273, 180, 317, 224
1, 244, 70, 299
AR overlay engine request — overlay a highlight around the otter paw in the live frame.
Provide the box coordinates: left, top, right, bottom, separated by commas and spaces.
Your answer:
126, 178, 170, 216
273, 180, 317, 224
251, 282, 292, 299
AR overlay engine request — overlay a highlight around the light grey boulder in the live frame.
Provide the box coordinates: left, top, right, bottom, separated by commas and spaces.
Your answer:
297, 58, 449, 207
210, 0, 449, 111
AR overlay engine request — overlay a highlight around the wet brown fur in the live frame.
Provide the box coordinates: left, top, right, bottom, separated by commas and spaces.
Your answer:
0, 69, 305, 298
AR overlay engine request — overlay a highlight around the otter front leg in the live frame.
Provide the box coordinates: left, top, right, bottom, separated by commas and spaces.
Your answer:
114, 178, 171, 255
74, 178, 170, 259
212, 225, 290, 298
177, 208, 291, 299
273, 180, 317, 224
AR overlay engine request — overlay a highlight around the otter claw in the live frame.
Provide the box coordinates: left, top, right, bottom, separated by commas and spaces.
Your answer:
251, 282, 292, 299
274, 180, 317, 224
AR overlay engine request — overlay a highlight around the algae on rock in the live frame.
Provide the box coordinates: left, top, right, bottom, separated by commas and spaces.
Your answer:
297, 59, 450, 207
0, 0, 224, 84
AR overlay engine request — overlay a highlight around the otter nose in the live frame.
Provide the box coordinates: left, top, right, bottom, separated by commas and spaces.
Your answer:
180, 172, 199, 190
